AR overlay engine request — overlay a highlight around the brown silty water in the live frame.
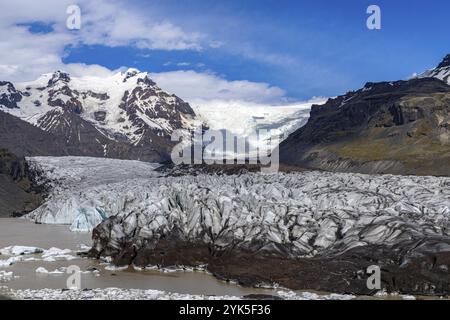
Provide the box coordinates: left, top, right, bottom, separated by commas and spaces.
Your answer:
0, 218, 285, 296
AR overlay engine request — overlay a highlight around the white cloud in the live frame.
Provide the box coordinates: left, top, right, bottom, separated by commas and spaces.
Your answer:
0, 0, 72, 23
63, 63, 117, 78
0, 24, 71, 81
0, 0, 301, 107
0, 0, 208, 82
151, 70, 287, 105
209, 40, 224, 49
234, 44, 298, 68
78, 1, 205, 50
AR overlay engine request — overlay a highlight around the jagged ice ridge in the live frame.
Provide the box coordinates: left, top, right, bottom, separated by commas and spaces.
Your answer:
25, 157, 450, 258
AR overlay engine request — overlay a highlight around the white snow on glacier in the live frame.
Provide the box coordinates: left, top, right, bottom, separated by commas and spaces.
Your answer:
191, 99, 327, 160
192, 99, 325, 145
25, 157, 450, 257
26, 157, 161, 232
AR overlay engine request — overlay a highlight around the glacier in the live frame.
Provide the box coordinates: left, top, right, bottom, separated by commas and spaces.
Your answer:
26, 157, 161, 232
25, 157, 450, 259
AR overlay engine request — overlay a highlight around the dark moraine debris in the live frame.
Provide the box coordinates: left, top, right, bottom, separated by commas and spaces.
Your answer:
89, 230, 450, 296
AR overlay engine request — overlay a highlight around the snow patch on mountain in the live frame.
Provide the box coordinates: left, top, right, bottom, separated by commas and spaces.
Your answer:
420, 67, 450, 84
417, 54, 450, 84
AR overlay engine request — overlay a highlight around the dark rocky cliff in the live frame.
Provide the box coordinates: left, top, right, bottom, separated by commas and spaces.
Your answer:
279, 78, 450, 176
0, 149, 45, 217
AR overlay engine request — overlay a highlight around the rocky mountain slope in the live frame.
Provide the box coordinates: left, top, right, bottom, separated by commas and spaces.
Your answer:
419, 53, 450, 83
279, 55, 450, 176
0, 110, 70, 157
0, 69, 200, 162
0, 150, 44, 217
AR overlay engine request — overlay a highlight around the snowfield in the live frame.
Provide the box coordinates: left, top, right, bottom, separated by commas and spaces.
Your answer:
25, 157, 450, 258
192, 101, 313, 137
190, 99, 327, 160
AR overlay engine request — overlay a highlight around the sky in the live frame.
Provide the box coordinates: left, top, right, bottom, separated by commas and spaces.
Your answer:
0, 0, 449, 106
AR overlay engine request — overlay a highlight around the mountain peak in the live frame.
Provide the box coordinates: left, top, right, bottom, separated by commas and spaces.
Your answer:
125, 67, 141, 74
121, 68, 145, 83
47, 70, 71, 86
0, 81, 22, 109
123, 67, 140, 76
437, 54, 450, 69
418, 54, 450, 84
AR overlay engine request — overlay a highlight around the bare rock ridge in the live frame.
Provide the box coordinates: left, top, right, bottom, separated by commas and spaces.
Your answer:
0, 69, 199, 162
437, 54, 450, 69
0, 81, 22, 109
279, 54, 450, 176
423, 53, 450, 83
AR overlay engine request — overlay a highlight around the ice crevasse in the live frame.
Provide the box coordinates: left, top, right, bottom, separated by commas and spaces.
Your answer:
25, 157, 450, 257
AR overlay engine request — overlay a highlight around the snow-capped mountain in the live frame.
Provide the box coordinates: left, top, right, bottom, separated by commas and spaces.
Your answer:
0, 68, 325, 162
3, 53, 447, 164
419, 54, 450, 84
0, 69, 200, 161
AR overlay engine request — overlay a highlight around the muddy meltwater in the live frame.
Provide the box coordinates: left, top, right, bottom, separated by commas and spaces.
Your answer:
0, 218, 291, 297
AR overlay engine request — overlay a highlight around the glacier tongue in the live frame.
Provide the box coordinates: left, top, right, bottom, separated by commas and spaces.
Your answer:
26, 157, 450, 258
26, 157, 161, 231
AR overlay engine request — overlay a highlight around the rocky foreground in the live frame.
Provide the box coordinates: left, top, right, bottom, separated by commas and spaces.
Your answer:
22, 157, 450, 296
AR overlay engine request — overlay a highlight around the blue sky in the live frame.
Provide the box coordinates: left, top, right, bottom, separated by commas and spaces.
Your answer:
1, 0, 449, 103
